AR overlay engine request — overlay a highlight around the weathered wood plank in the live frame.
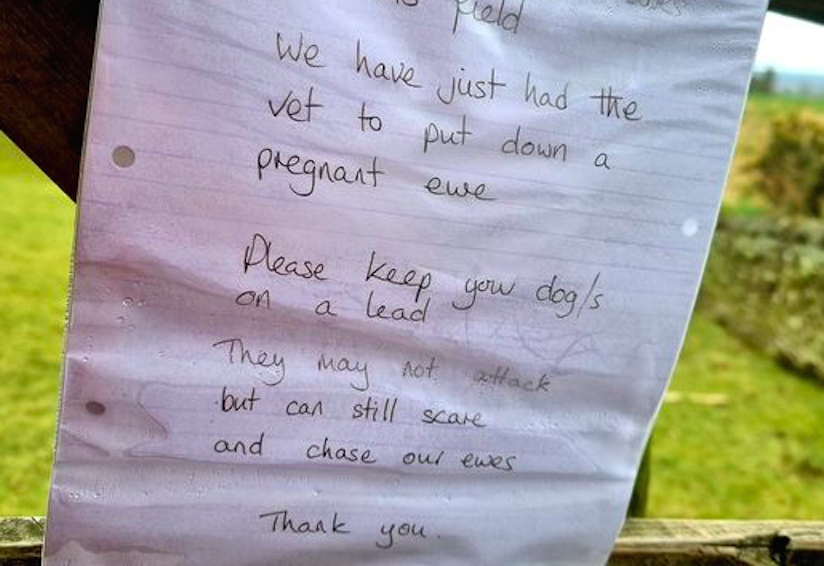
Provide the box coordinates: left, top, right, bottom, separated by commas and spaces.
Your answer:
0, 517, 42, 565
610, 519, 824, 565
3, 516, 822, 565
0, 1, 821, 202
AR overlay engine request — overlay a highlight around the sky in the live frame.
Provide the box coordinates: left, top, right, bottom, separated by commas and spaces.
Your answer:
755, 12, 824, 75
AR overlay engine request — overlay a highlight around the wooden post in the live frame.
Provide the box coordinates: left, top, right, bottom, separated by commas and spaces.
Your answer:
628, 439, 651, 518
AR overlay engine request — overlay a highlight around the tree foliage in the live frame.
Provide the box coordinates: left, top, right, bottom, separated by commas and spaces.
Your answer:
750, 68, 776, 94
750, 110, 824, 217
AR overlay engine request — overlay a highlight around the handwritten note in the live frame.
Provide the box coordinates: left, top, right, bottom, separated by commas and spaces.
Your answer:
45, 1, 768, 564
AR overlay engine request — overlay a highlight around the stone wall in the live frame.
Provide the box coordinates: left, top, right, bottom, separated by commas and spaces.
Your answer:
699, 213, 824, 381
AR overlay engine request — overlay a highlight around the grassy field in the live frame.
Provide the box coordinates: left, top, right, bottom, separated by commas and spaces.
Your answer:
650, 316, 824, 518
1, 93, 824, 519
0, 133, 74, 514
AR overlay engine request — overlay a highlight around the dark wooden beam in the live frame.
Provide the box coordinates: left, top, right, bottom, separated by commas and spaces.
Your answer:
0, 0, 99, 202
0, 1, 821, 202
769, 0, 824, 26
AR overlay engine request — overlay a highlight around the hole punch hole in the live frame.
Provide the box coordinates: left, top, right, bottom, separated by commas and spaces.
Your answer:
85, 401, 106, 416
681, 218, 699, 237
112, 145, 136, 168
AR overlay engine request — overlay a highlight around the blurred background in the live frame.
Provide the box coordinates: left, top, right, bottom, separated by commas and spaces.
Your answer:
1, 12, 823, 520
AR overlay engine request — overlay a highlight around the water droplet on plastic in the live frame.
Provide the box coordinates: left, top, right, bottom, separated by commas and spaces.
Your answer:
116, 316, 125, 324
312, 489, 322, 497
137, 299, 146, 307
69, 492, 81, 501
682, 218, 699, 237
123, 297, 134, 307
81, 356, 89, 363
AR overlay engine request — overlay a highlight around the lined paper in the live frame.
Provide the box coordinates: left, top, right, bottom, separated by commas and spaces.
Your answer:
45, 1, 768, 564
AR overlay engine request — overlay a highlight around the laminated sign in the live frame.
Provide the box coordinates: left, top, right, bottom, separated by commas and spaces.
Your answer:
46, 1, 768, 564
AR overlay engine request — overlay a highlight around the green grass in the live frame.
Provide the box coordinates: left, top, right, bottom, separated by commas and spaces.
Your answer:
650, 315, 824, 519
0, 133, 74, 515
1, 92, 824, 519
746, 92, 824, 115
